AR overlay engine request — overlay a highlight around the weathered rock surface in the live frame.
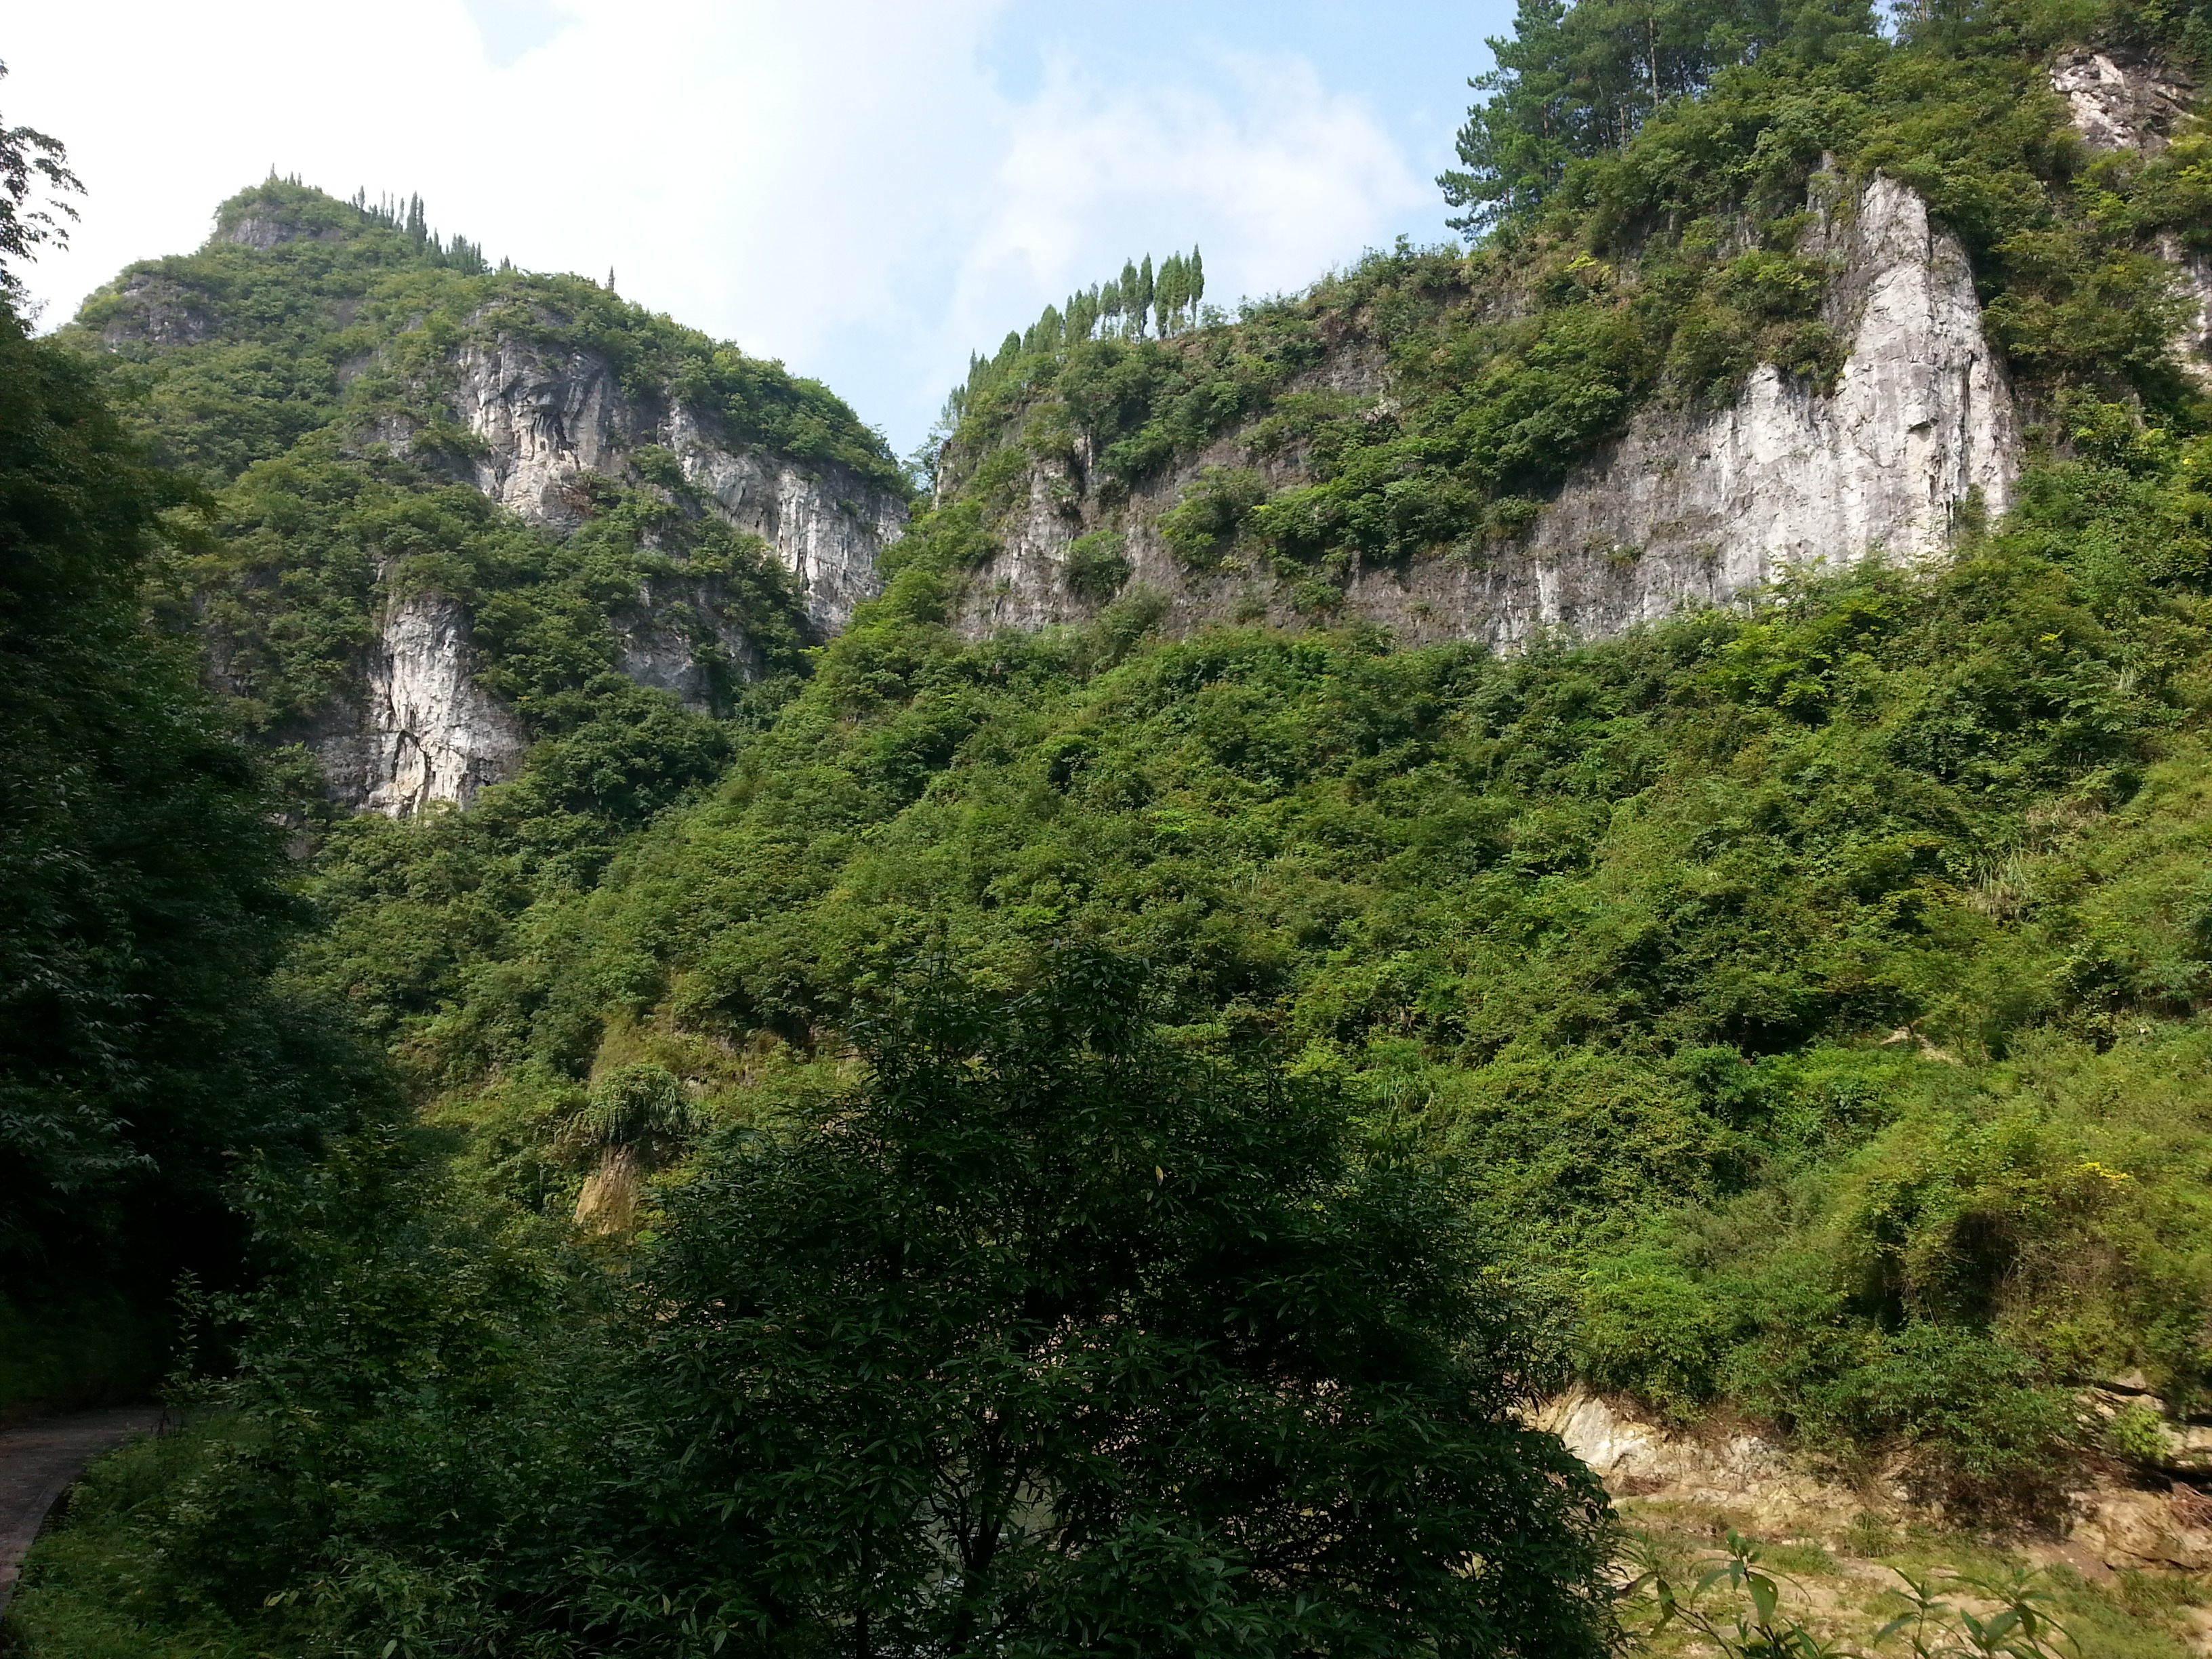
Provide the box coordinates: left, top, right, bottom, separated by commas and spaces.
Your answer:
307, 590, 529, 816
952, 174, 2016, 651
1543, 1387, 2212, 1582
1534, 1389, 1870, 1525
2051, 47, 2194, 154
89, 222, 907, 818
449, 333, 903, 635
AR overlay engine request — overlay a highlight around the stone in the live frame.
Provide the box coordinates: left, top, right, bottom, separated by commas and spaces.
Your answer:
448, 329, 904, 635
312, 322, 905, 815
949, 173, 2016, 653
2051, 48, 2194, 155
308, 590, 529, 817
2072, 1488, 2212, 1571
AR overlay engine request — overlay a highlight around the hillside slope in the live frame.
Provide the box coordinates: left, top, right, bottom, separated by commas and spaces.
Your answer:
26, 1, 2212, 1652
68, 180, 908, 818
923, 36, 2207, 651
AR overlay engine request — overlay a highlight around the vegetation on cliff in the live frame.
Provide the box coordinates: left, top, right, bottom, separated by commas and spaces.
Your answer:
0, 180, 375, 1410
64, 175, 900, 842
22, 0, 2212, 1652
933, 0, 2207, 613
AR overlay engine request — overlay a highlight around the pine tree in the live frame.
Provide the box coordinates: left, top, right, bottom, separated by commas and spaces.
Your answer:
1188, 245, 1204, 316
1136, 253, 1155, 335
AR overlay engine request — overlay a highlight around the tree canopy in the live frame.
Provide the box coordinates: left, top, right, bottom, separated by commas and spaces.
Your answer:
1439, 0, 1877, 234
624, 953, 1613, 1655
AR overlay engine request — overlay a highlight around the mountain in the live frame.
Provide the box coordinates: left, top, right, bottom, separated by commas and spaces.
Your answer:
922, 52, 2205, 651
67, 178, 908, 817
22, 2, 2212, 1652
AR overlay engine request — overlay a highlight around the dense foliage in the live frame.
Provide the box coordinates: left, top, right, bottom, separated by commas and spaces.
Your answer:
9, 963, 1614, 1657
234, 396, 2212, 1515
1437, 0, 1879, 232
0, 295, 375, 1409
27, 0, 2212, 1649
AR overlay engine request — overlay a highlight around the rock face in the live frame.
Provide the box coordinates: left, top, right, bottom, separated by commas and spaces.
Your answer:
1534, 1390, 1862, 1522
291, 327, 904, 820
308, 590, 529, 816
1540, 1387, 2212, 1578
951, 173, 2018, 651
2049, 50, 2212, 387
449, 334, 903, 636
253, 322, 903, 820
2051, 47, 2194, 154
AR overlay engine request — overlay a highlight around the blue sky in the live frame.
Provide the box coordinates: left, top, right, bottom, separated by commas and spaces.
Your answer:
8, 1, 1514, 455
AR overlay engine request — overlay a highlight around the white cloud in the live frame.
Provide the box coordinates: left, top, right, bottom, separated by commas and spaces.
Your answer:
947, 49, 1425, 353
5, 1, 1425, 449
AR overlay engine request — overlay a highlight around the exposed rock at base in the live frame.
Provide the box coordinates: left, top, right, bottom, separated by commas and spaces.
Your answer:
1538, 1387, 2212, 1578
307, 590, 529, 817
2071, 1486, 2212, 1571
1533, 1389, 1870, 1527
951, 173, 2016, 650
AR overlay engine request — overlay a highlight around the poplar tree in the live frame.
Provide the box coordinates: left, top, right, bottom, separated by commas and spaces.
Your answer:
1157, 253, 1187, 335
1065, 285, 1097, 343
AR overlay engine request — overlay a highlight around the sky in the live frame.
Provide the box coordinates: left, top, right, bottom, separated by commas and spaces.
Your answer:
4, 1, 1513, 457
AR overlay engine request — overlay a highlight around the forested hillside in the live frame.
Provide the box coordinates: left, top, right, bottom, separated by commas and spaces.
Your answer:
16, 0, 2212, 1651
0, 106, 384, 1420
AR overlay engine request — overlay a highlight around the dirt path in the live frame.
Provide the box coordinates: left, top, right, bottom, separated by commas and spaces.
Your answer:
0, 1407, 163, 1614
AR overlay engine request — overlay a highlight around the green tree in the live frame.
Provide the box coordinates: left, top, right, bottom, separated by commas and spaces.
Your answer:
1158, 253, 1189, 335
0, 60, 81, 290
626, 951, 1614, 1656
1438, 0, 1874, 234
0, 296, 373, 1404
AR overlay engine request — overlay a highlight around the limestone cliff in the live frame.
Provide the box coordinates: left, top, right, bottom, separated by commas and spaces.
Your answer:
308, 590, 529, 817
321, 329, 903, 816
80, 188, 909, 819
448, 333, 900, 634
949, 171, 2018, 649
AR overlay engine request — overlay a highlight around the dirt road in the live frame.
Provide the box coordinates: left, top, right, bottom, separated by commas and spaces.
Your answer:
0, 1407, 162, 1614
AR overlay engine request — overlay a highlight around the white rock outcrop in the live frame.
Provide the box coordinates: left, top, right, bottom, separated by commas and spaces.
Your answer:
310, 590, 529, 817
301, 325, 907, 816
951, 174, 2018, 651
2051, 47, 2193, 154
1458, 173, 2018, 647
1532, 1389, 1865, 1522
449, 334, 903, 634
